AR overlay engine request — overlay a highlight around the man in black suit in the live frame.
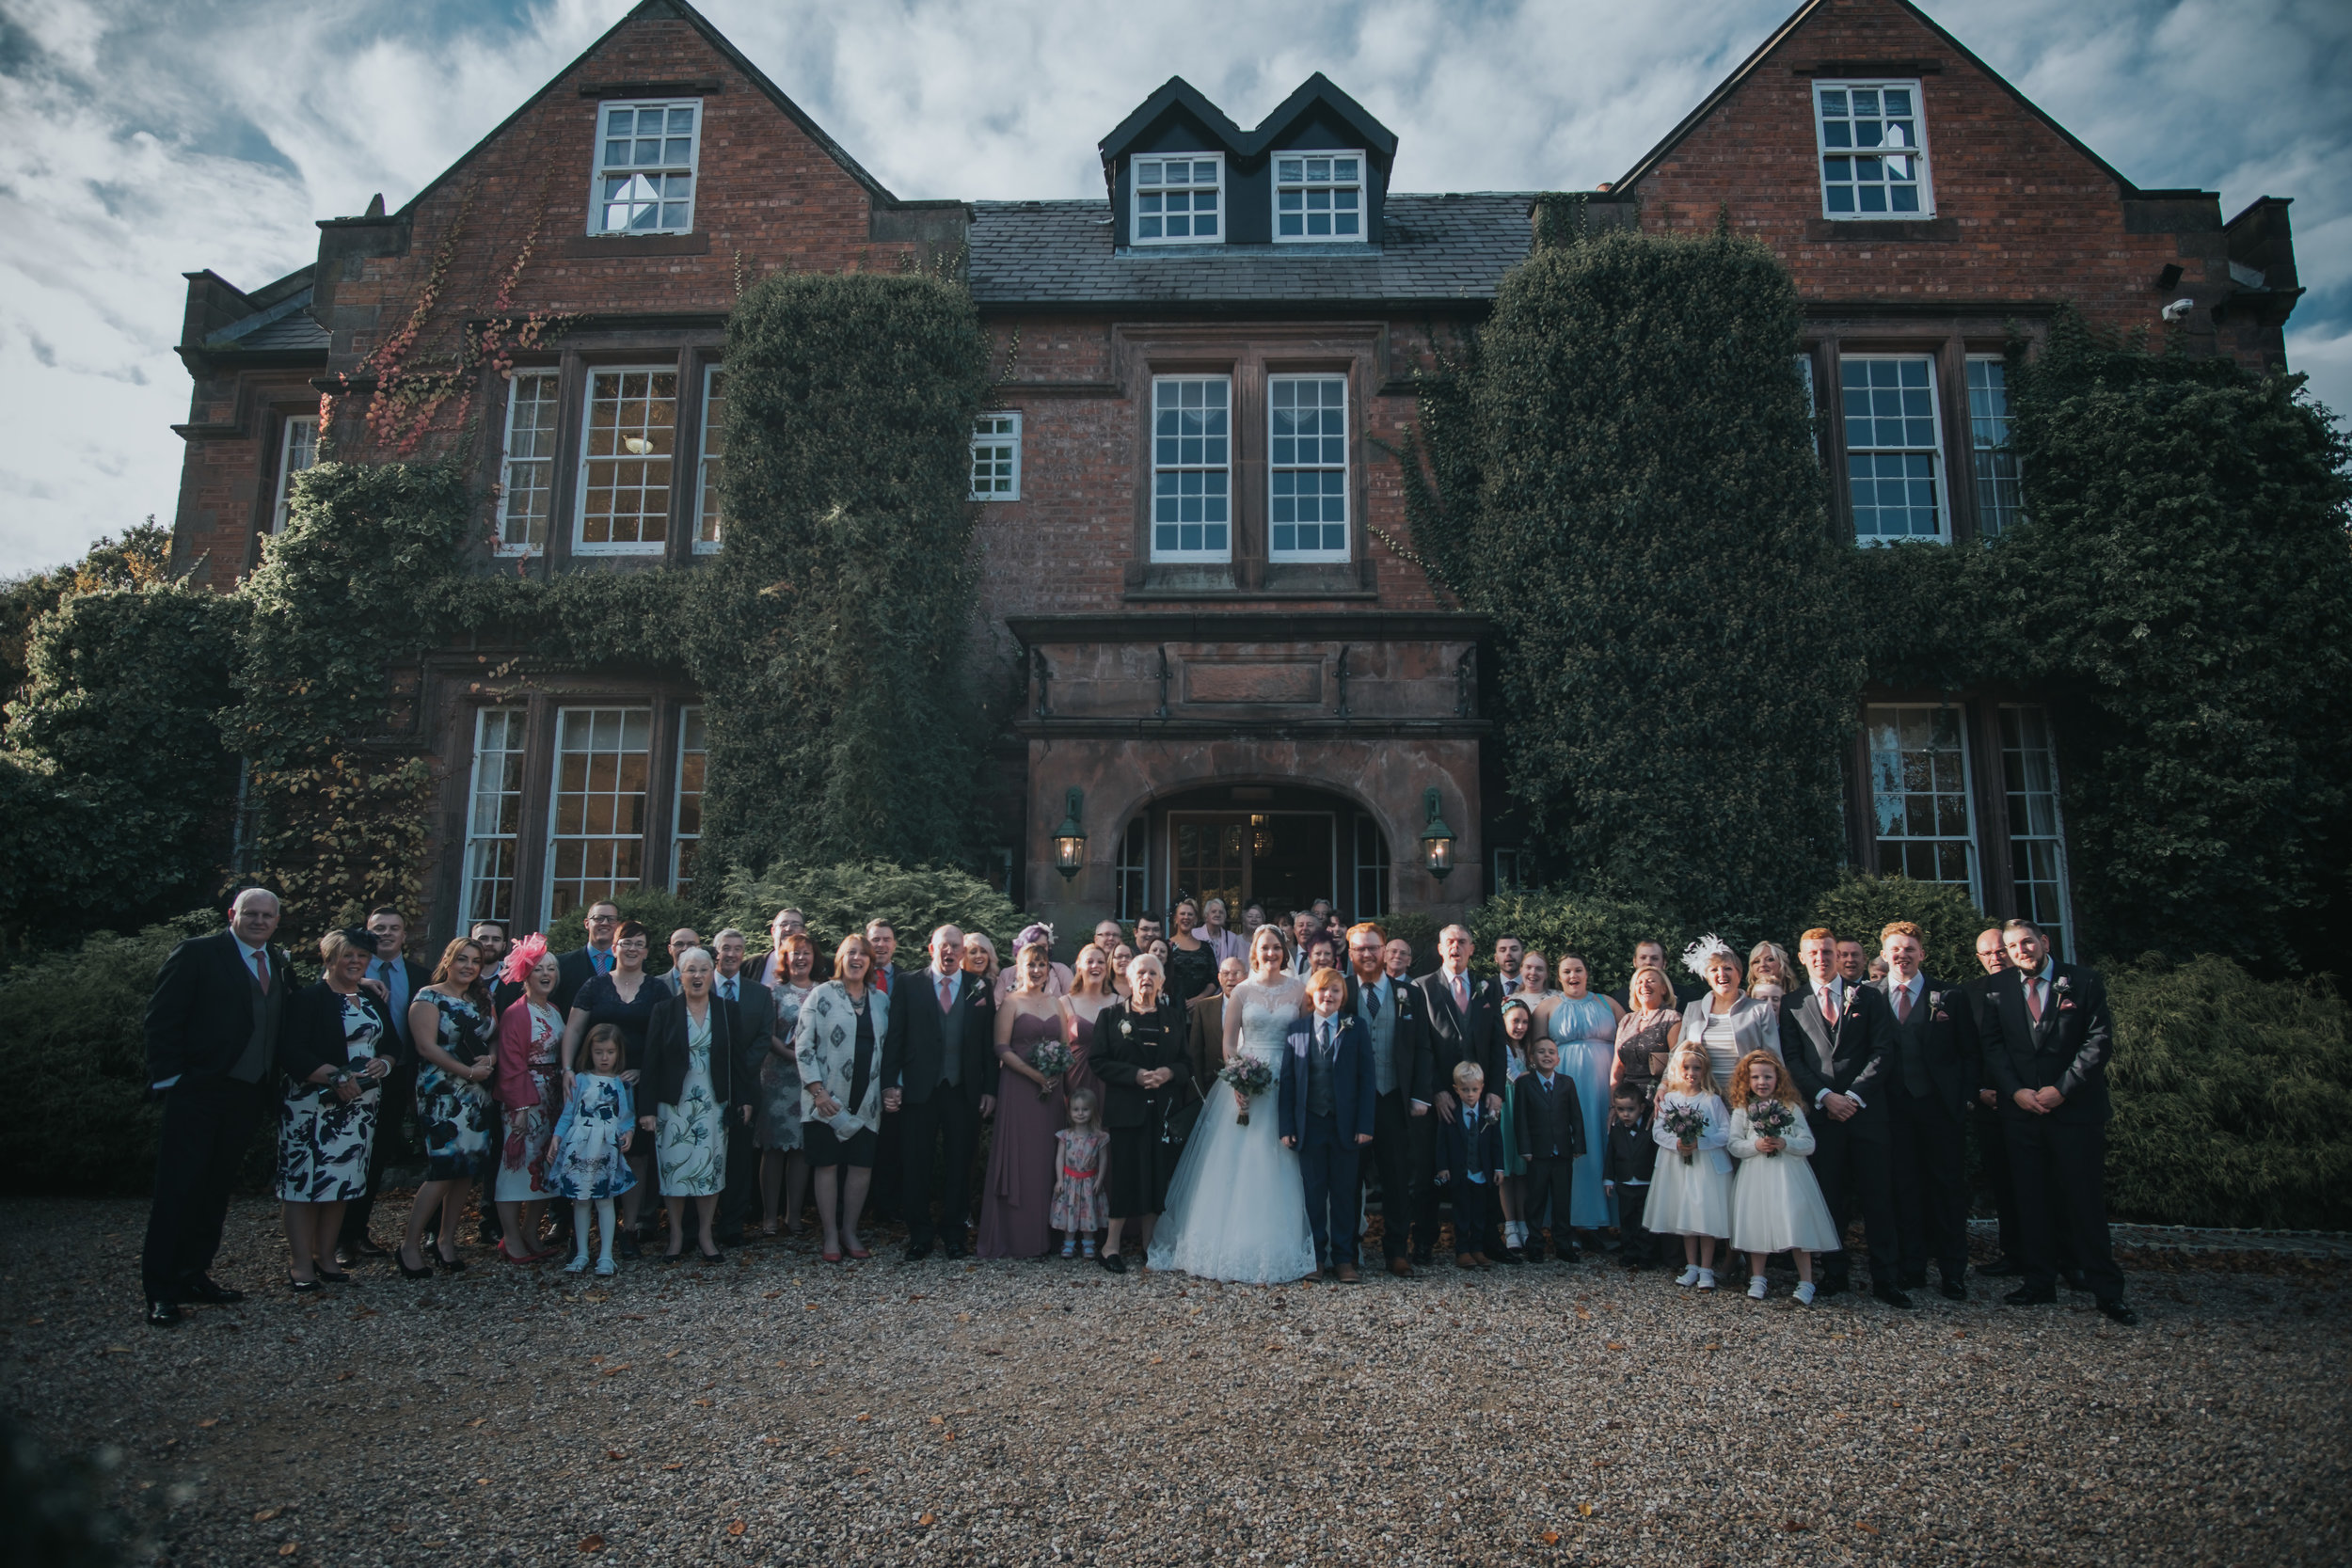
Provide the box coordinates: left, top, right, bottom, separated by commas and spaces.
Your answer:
1415, 924, 1504, 1260
550, 900, 622, 1017
1874, 920, 1978, 1301
1979, 919, 2135, 1324
709, 928, 773, 1246
473, 922, 516, 1006
1344, 923, 1433, 1276
1963, 927, 2030, 1279
881, 925, 997, 1259
140, 888, 289, 1326
338, 907, 437, 1259
1779, 926, 1909, 1307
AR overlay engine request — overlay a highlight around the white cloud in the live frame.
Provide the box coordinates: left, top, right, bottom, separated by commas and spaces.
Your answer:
0, 0, 2343, 574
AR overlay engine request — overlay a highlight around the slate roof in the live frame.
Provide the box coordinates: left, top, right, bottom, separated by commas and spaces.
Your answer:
968, 193, 1534, 309
205, 286, 330, 352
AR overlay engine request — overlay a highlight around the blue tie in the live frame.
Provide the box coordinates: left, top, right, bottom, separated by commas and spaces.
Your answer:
1365, 983, 1382, 1019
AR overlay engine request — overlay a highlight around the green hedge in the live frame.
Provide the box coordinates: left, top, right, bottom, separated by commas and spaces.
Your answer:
716, 859, 1030, 964
1469, 888, 1690, 994
1807, 872, 1989, 984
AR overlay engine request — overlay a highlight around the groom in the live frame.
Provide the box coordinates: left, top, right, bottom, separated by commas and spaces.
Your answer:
1279, 968, 1376, 1281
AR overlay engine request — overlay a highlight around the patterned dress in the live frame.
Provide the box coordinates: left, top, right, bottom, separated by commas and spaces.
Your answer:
549, 1074, 637, 1200
494, 1000, 563, 1202
277, 992, 382, 1203
1050, 1127, 1109, 1233
657, 1008, 727, 1197
756, 982, 814, 1151
416, 990, 495, 1182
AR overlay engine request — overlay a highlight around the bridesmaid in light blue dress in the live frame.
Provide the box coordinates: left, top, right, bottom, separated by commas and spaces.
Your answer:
1549, 953, 1624, 1233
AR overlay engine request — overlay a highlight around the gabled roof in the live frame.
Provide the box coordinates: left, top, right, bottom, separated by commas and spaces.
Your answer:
1098, 71, 1400, 166
968, 193, 1530, 309
1614, 0, 2150, 197
387, 0, 905, 224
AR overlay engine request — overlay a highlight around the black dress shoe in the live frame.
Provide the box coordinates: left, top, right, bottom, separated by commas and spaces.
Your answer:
313, 1267, 353, 1285
1498, 1248, 1526, 1266
1979, 1258, 2023, 1277
287, 1277, 323, 1295
183, 1276, 245, 1305
2097, 1300, 2138, 1326
1873, 1286, 1915, 1309
1410, 1252, 1434, 1269
2063, 1272, 2090, 1293
145, 1300, 185, 1328
1098, 1252, 1127, 1275
1817, 1276, 1850, 1297
943, 1240, 971, 1261
904, 1242, 934, 1262
1938, 1279, 1968, 1302
2005, 1284, 2058, 1306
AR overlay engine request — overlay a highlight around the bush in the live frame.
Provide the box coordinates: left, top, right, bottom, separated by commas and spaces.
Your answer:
1806, 872, 1988, 984
2104, 955, 2352, 1228
605, 886, 720, 974
716, 860, 1030, 966
1469, 887, 1694, 995
1374, 911, 1444, 977
0, 912, 227, 1196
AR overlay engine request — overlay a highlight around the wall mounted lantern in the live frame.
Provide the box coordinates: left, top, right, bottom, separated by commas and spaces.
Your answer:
1053, 787, 1088, 881
1421, 786, 1455, 882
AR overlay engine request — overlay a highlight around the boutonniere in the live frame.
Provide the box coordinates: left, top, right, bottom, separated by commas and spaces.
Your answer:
1928, 990, 1946, 1010
1118, 1018, 1134, 1037
2052, 975, 2074, 996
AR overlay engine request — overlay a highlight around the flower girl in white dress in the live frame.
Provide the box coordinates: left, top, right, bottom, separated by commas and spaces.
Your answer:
1648, 1047, 1732, 1291
1726, 1050, 1840, 1304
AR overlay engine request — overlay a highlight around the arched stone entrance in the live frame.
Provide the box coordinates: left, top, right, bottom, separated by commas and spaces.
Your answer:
1143, 781, 1385, 924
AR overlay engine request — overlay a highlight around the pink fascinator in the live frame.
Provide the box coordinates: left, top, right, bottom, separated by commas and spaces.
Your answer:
502, 931, 550, 986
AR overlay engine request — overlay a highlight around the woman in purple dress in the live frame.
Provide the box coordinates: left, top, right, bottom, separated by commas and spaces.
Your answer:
977, 942, 1073, 1258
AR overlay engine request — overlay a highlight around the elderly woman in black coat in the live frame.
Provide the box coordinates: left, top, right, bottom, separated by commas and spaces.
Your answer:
640, 948, 753, 1262
276, 927, 396, 1291
1090, 954, 1199, 1273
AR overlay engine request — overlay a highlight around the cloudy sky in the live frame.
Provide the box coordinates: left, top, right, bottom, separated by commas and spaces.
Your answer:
1, 0, 2344, 575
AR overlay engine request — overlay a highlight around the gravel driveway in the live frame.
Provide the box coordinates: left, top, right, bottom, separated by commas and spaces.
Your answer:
5, 1196, 2345, 1565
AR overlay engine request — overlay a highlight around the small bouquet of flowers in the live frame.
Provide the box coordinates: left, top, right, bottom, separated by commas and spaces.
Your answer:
1659, 1101, 1708, 1165
1747, 1098, 1795, 1155
1218, 1056, 1276, 1125
1027, 1038, 1072, 1100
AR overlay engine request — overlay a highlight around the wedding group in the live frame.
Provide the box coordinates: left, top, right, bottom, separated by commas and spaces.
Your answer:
135, 886, 2134, 1327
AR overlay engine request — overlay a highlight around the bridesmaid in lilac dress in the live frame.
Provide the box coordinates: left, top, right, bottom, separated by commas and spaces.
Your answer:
1061, 942, 1119, 1112
977, 944, 1072, 1258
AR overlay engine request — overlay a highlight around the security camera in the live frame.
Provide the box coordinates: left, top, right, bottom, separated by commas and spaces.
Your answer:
2161, 298, 2195, 324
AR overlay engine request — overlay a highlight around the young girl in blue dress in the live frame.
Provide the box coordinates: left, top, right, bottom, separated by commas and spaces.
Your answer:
548, 1024, 637, 1275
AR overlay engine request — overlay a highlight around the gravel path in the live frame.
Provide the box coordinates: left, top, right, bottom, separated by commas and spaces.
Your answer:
5, 1196, 2347, 1566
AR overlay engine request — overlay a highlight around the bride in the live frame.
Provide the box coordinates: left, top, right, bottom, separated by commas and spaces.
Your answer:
1148, 926, 1317, 1283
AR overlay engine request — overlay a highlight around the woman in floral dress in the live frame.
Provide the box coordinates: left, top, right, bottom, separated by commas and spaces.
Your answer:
492, 933, 564, 1261
643, 948, 747, 1262
277, 927, 395, 1291
398, 937, 497, 1277
756, 932, 818, 1238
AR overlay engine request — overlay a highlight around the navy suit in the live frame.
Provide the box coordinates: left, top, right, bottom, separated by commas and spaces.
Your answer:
1434, 1101, 1505, 1258
1279, 1013, 1377, 1269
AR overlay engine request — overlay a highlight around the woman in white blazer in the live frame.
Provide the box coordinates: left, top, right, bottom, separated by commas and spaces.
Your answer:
1677, 936, 1783, 1097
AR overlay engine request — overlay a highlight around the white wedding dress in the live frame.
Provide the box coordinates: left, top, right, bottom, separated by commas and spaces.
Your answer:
1147, 976, 1318, 1284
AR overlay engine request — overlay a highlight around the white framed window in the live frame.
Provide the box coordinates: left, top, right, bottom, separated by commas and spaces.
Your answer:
1351, 813, 1390, 918
2000, 705, 2072, 960
970, 411, 1022, 500
1151, 376, 1231, 561
270, 415, 319, 532
460, 708, 529, 925
576, 367, 676, 553
1841, 354, 1948, 543
592, 100, 701, 235
1268, 374, 1348, 561
1867, 704, 1979, 902
1813, 81, 1932, 219
1274, 151, 1364, 242
1116, 818, 1148, 922
694, 366, 725, 553
495, 372, 560, 554
547, 706, 652, 919
1132, 155, 1223, 245
1966, 356, 2024, 538
672, 706, 707, 896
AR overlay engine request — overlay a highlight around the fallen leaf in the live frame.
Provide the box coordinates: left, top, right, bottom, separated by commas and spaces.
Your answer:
1782, 1520, 1810, 1533
601, 1364, 631, 1377
468, 1418, 486, 1428
662, 1463, 684, 1471
1148, 1355, 1164, 1365
389, 1524, 407, 1533
853, 1466, 872, 1476
336, 1371, 355, 1382
606, 1449, 627, 1462
476, 1477, 490, 1485
620, 1313, 644, 1322
918, 1513, 936, 1527
1578, 1503, 1593, 1518
1540, 1529, 1561, 1544
664, 1349, 682, 1359
1856, 1522, 1882, 1537
854, 1412, 870, 1422
1605, 1341, 1625, 1352
1703, 1342, 1721, 1352
929, 1416, 945, 1425
198, 1418, 220, 1429
1574, 1308, 1591, 1321
252, 1507, 281, 1523
980, 1348, 1002, 1356
693, 1400, 712, 1407
102, 1345, 133, 1354
727, 1521, 747, 1537
908, 1293, 925, 1301
761, 1438, 782, 1447
278, 1545, 299, 1559
579, 1535, 605, 1553
1951, 1329, 1968, 1338
803, 1304, 818, 1311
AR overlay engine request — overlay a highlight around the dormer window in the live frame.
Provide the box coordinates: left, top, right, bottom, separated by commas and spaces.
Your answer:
594, 100, 701, 234
1275, 153, 1363, 242
1133, 156, 1222, 245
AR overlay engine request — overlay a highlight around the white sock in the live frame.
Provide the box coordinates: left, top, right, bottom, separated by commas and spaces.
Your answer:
1748, 1275, 1768, 1299
1505, 1220, 1526, 1248
570, 1203, 594, 1261
1696, 1267, 1716, 1288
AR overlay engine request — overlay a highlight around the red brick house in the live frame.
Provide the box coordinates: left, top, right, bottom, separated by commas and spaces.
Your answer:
167, 0, 2302, 956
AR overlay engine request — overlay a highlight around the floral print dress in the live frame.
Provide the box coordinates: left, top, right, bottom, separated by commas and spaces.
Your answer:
417, 990, 494, 1182
657, 1009, 727, 1197
549, 1074, 637, 1200
277, 992, 382, 1203
756, 983, 814, 1151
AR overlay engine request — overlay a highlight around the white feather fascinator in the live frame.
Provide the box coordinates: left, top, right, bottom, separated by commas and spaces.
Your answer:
1680, 932, 1735, 978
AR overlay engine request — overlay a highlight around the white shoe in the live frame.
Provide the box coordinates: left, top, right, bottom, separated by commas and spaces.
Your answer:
1675, 1265, 1701, 1288
1747, 1275, 1768, 1300
564, 1254, 589, 1274
1695, 1268, 1716, 1291
595, 1258, 616, 1276
1794, 1281, 1818, 1306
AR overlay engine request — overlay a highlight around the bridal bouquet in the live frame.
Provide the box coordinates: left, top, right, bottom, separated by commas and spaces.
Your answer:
1026, 1038, 1072, 1100
1747, 1098, 1794, 1155
1659, 1101, 1708, 1165
1218, 1056, 1275, 1125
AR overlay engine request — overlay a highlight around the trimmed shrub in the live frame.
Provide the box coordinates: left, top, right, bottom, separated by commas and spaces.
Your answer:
716, 860, 1029, 965
1374, 911, 1444, 978
1806, 872, 1989, 985
605, 886, 720, 974
2104, 955, 2352, 1228
1469, 888, 1694, 995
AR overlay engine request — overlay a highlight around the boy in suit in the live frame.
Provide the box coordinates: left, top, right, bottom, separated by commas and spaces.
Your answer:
1279, 968, 1378, 1281
1434, 1063, 1503, 1269
1602, 1090, 1659, 1269
1513, 1035, 1586, 1262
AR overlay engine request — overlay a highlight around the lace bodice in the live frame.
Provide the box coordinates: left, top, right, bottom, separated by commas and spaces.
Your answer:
1232, 977, 1307, 1068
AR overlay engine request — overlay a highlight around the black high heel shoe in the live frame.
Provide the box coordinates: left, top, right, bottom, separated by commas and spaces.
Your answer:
313, 1266, 352, 1284
396, 1245, 434, 1281
435, 1248, 469, 1273
287, 1277, 323, 1294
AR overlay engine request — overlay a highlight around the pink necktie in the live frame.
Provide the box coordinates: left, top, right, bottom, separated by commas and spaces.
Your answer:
250, 951, 269, 993
938, 975, 953, 1013
1895, 985, 1912, 1022
1821, 985, 1837, 1023
2026, 979, 2043, 1022
1453, 974, 1468, 1012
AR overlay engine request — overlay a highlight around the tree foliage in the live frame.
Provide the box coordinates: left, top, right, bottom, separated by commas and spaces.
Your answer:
716, 859, 1028, 963
696, 270, 993, 878
1469, 887, 1692, 994
1400, 220, 1854, 933
0, 517, 171, 706
1806, 871, 1989, 984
